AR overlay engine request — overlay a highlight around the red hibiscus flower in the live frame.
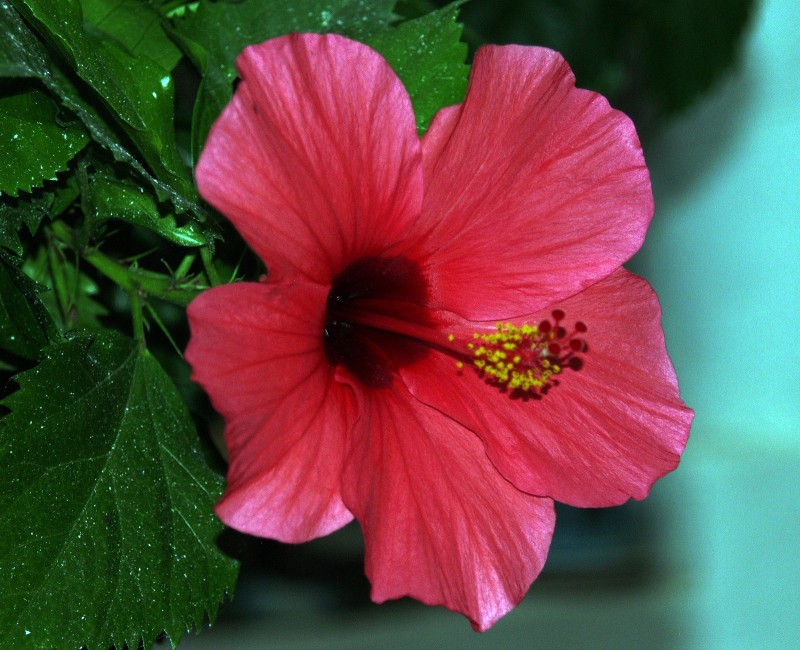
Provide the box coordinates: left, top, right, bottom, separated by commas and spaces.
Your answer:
186, 33, 692, 630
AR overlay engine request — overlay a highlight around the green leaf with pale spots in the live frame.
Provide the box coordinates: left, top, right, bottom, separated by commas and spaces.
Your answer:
173, 0, 467, 158
0, 331, 238, 650
81, 0, 183, 72
86, 169, 208, 247
0, 192, 52, 257
0, 251, 59, 360
0, 175, 79, 256
0, 86, 89, 197
368, 1, 468, 134
172, 0, 397, 160
0, 0, 203, 216
11, 0, 193, 198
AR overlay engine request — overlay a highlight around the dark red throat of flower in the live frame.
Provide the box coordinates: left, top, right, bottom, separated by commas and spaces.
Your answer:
324, 256, 433, 388
324, 256, 587, 395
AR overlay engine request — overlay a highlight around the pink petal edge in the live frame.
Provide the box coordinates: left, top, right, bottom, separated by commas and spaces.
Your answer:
400, 269, 693, 507
339, 378, 555, 631
405, 45, 654, 319
186, 281, 355, 542
196, 33, 423, 284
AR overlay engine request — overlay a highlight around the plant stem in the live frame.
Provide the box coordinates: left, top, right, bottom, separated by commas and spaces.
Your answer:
130, 287, 146, 345
83, 247, 204, 307
200, 246, 221, 286
45, 230, 72, 327
145, 302, 184, 359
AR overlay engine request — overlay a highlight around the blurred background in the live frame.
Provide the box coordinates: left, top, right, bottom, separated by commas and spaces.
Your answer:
181, 0, 799, 647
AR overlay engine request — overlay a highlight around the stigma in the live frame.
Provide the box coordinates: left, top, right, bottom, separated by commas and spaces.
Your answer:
456, 310, 587, 395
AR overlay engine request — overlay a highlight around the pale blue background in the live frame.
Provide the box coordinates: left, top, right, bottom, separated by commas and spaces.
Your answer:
184, 0, 799, 646
627, 0, 799, 645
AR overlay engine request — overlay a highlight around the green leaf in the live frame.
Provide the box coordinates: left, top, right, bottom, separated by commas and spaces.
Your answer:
0, 176, 79, 255
23, 245, 109, 330
0, 0, 49, 78
86, 168, 208, 247
11, 0, 192, 195
172, 0, 397, 159
0, 0, 202, 216
174, 0, 468, 154
0, 193, 52, 256
81, 0, 183, 71
0, 331, 238, 650
0, 85, 89, 196
0, 251, 59, 359
368, 1, 468, 133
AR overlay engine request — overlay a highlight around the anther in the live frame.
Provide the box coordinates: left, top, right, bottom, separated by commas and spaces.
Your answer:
454, 310, 588, 396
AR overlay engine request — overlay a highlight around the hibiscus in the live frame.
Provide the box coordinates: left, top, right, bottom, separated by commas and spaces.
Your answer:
186, 33, 692, 631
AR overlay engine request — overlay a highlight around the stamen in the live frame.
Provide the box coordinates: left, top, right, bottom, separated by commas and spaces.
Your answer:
457, 310, 588, 396
324, 258, 587, 396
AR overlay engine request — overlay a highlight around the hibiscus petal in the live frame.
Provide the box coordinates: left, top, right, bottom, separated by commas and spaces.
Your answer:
340, 382, 555, 631
412, 45, 653, 319
186, 281, 355, 542
401, 269, 693, 507
196, 33, 423, 284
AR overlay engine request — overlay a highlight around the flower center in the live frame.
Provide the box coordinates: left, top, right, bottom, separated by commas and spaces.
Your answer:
324, 256, 431, 387
456, 310, 587, 398
324, 257, 588, 395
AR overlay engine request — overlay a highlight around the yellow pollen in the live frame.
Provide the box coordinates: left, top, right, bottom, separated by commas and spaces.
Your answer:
447, 311, 587, 396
